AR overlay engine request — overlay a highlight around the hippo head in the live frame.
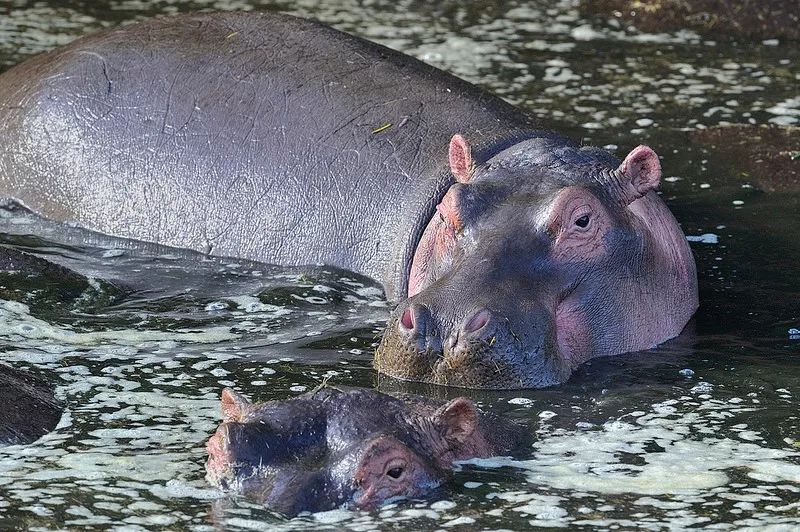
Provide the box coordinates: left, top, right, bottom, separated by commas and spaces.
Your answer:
205, 388, 491, 515
375, 135, 698, 389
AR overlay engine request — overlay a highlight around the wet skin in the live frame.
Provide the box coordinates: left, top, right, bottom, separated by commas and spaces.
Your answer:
0, 363, 61, 445
377, 137, 697, 388
205, 387, 531, 515
0, 12, 698, 389
0, 247, 67, 445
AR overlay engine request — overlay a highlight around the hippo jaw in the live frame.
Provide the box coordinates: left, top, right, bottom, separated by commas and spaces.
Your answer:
375, 136, 698, 390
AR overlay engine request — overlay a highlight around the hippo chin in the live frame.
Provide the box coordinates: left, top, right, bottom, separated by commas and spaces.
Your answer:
205, 387, 530, 515
0, 12, 697, 389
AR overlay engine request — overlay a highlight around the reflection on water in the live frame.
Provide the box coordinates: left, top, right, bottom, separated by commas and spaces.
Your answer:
0, 0, 798, 529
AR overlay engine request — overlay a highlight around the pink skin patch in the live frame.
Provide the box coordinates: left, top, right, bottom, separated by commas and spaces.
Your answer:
448, 134, 474, 184
546, 186, 612, 262
545, 187, 614, 366
352, 437, 436, 509
436, 192, 464, 233
205, 426, 230, 480
555, 303, 591, 367
408, 189, 462, 297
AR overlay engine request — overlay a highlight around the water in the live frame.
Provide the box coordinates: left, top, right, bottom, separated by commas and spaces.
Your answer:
0, 0, 798, 529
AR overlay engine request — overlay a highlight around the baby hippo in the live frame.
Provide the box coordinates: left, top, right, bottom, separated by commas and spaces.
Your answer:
205, 386, 530, 515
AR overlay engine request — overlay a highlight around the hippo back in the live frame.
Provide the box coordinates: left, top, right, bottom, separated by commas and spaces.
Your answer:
0, 12, 547, 298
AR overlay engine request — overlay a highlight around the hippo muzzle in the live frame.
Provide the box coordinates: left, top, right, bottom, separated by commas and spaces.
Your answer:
376, 267, 571, 389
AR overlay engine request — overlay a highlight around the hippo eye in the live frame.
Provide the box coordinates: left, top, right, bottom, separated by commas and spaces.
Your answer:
386, 466, 404, 479
574, 214, 590, 228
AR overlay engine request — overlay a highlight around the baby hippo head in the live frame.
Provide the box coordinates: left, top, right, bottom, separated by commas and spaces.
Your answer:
205, 387, 529, 515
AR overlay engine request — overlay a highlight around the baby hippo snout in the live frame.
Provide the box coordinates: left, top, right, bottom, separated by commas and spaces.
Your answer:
205, 423, 233, 489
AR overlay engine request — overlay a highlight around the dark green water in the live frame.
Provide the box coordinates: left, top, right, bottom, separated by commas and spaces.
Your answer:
0, 0, 798, 529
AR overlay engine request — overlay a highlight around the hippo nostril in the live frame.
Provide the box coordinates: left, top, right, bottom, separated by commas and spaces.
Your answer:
464, 309, 491, 334
400, 307, 414, 331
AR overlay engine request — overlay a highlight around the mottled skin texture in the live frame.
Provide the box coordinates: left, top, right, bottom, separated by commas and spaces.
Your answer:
205, 387, 530, 515
0, 12, 698, 389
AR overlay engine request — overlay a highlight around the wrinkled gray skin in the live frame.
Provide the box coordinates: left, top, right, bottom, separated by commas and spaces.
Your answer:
0, 11, 540, 300
0, 12, 698, 389
205, 387, 530, 515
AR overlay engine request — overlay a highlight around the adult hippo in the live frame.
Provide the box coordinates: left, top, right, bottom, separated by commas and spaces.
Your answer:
0, 12, 697, 389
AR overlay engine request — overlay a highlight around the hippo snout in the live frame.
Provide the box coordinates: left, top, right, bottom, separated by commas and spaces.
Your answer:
396, 305, 496, 355
376, 301, 570, 389
205, 423, 233, 489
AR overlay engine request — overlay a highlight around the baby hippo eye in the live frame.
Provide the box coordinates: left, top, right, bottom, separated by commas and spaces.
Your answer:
574, 214, 590, 228
386, 466, 404, 480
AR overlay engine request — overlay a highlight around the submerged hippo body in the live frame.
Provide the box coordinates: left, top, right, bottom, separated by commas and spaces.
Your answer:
0, 363, 62, 445
205, 387, 530, 514
0, 12, 698, 388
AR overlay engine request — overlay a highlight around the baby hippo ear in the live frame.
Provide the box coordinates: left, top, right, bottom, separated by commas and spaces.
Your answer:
614, 145, 661, 205
220, 388, 251, 423
449, 134, 474, 184
434, 397, 478, 444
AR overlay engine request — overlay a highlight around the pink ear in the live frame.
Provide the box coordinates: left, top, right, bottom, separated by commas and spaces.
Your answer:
220, 388, 250, 422
434, 396, 478, 444
616, 145, 661, 204
448, 134, 474, 184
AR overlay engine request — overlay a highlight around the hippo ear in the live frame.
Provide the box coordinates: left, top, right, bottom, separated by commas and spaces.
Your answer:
220, 388, 251, 422
614, 145, 661, 205
449, 134, 474, 184
434, 397, 478, 444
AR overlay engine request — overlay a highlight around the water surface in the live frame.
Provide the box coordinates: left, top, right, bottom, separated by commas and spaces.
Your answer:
0, 0, 798, 529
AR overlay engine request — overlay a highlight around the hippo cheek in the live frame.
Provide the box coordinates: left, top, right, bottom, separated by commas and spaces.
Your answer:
350, 437, 441, 510
375, 303, 571, 389
408, 203, 460, 298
